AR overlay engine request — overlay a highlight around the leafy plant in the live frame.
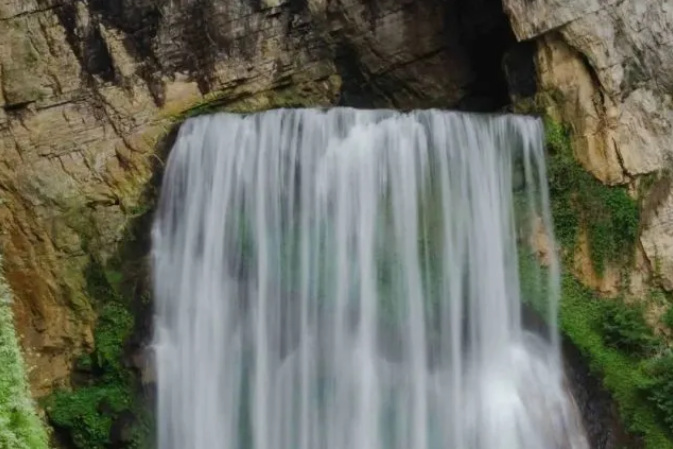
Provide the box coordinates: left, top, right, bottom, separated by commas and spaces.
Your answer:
45, 259, 144, 449
641, 354, 673, 431
601, 300, 659, 356
556, 273, 671, 448
48, 385, 132, 449
662, 305, 673, 330
545, 118, 639, 274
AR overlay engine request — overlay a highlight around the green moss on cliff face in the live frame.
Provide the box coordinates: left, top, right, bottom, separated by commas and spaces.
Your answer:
559, 277, 672, 449
45, 260, 148, 449
519, 248, 673, 448
545, 118, 639, 274
537, 117, 673, 447
0, 258, 50, 449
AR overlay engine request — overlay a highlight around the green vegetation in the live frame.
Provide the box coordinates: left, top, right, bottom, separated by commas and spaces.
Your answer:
519, 250, 672, 448
0, 259, 50, 449
545, 118, 639, 274
642, 354, 673, 431
662, 305, 673, 330
601, 299, 659, 356
558, 275, 673, 449
533, 117, 673, 447
45, 261, 150, 449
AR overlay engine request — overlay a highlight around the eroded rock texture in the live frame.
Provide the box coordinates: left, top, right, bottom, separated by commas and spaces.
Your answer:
8, 0, 673, 405
504, 0, 673, 293
0, 0, 513, 397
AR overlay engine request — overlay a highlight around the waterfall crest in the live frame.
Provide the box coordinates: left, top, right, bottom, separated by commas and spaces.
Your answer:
152, 108, 588, 449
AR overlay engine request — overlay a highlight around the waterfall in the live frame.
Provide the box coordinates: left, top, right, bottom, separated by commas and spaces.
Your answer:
152, 108, 589, 449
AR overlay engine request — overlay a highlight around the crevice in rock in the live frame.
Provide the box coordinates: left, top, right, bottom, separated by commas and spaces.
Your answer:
333, 42, 390, 108
612, 136, 632, 182
2, 100, 35, 113
503, 40, 538, 102
453, 0, 517, 111
50, 2, 117, 85
287, 0, 309, 15
180, 0, 229, 94
331, 0, 533, 112
87, 0, 165, 104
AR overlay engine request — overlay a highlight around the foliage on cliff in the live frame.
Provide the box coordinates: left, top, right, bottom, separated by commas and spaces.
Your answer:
45, 257, 152, 449
545, 118, 639, 274
0, 258, 50, 449
536, 117, 673, 448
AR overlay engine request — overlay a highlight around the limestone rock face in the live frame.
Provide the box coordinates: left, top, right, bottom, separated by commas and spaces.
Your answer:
0, 0, 489, 397
504, 0, 673, 290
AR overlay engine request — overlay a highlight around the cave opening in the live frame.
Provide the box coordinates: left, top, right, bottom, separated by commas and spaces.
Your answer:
452, 0, 520, 112
334, 0, 538, 113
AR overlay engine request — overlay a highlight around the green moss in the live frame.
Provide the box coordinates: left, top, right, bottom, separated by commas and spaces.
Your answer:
601, 299, 659, 356
178, 88, 306, 120
538, 116, 673, 445
663, 306, 673, 330
48, 384, 132, 449
93, 303, 134, 378
559, 276, 672, 448
0, 259, 50, 449
545, 117, 639, 274
519, 249, 672, 447
45, 259, 146, 449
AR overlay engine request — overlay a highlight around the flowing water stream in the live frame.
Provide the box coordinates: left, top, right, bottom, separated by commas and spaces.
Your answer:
152, 108, 589, 449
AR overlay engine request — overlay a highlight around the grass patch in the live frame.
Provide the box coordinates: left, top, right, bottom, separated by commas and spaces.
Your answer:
545, 118, 639, 275
0, 260, 50, 449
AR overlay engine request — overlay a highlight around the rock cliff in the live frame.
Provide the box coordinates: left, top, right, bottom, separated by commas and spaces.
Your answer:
504, 0, 673, 293
2, 0, 673, 447
0, 0, 514, 399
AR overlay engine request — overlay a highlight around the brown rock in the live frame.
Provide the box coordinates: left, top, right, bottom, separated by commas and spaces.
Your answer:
0, 0, 486, 398
503, 0, 673, 298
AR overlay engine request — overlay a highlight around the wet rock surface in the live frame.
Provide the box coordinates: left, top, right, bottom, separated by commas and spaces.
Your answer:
563, 341, 644, 449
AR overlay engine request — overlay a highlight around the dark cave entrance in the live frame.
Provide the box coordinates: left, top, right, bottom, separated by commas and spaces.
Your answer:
335, 0, 538, 113
452, 0, 536, 112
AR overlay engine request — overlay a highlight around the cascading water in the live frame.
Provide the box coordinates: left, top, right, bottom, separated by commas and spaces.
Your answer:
152, 108, 589, 449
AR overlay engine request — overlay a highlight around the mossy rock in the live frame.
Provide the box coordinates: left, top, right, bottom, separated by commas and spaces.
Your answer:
545, 117, 639, 275
518, 115, 673, 447
168, 75, 342, 122
45, 253, 148, 449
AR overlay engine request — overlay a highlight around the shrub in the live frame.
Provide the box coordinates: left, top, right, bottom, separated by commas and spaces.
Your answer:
641, 354, 673, 432
45, 261, 140, 449
662, 306, 673, 330
601, 300, 659, 356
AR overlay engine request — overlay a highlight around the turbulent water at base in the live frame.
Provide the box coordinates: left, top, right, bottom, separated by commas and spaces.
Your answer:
152, 108, 589, 449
